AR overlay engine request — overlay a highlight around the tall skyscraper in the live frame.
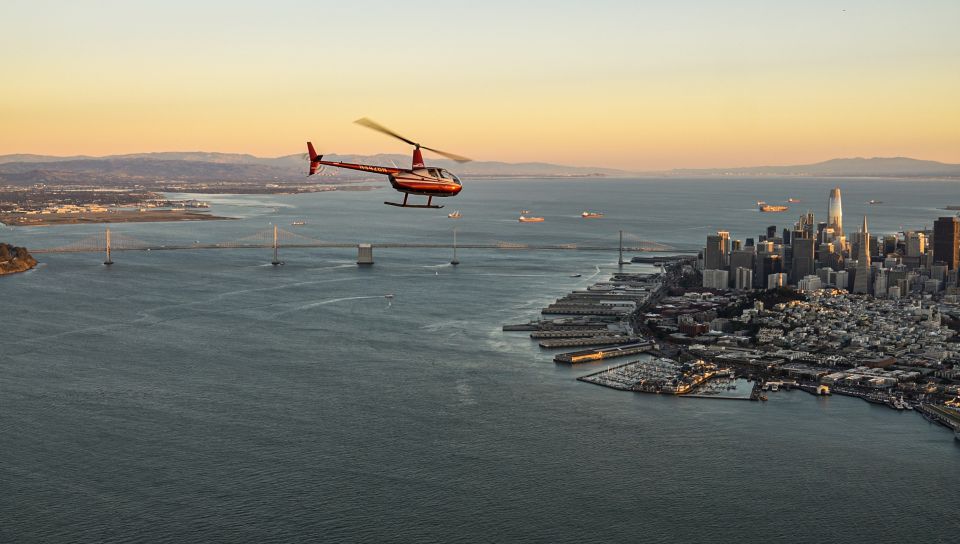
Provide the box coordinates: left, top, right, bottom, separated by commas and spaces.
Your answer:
791, 237, 815, 283
853, 216, 872, 294
704, 231, 730, 270
905, 231, 926, 258
828, 186, 843, 237
933, 216, 960, 269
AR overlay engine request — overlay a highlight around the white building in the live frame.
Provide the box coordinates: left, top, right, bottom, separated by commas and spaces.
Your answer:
767, 273, 788, 290
702, 269, 729, 290
735, 267, 753, 291
798, 275, 823, 292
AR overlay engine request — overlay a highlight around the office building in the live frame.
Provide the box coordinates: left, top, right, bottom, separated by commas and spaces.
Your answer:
853, 216, 872, 294
767, 273, 787, 289
933, 216, 960, 269
735, 267, 753, 290
828, 186, 843, 237
791, 237, 815, 283
703, 269, 729, 289
704, 231, 730, 270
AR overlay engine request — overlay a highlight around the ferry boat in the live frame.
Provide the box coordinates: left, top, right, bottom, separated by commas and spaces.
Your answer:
518, 215, 544, 223
447, 210, 462, 219
757, 201, 789, 213
581, 211, 604, 218
291, 220, 306, 226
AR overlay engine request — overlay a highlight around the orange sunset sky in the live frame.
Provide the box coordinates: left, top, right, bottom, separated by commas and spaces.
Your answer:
1, 0, 958, 170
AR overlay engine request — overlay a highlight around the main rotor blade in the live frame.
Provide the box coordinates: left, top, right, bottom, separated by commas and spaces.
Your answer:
354, 117, 418, 147
355, 117, 471, 162
421, 145, 472, 163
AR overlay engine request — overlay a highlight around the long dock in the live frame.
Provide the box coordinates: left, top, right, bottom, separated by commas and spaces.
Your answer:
539, 336, 640, 349
541, 307, 629, 316
918, 404, 960, 431
554, 341, 653, 364
530, 328, 615, 339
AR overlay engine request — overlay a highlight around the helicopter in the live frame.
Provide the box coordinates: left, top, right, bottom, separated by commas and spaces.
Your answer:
307, 118, 470, 209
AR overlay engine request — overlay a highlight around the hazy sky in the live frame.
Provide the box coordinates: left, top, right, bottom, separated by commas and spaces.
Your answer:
2, 0, 958, 169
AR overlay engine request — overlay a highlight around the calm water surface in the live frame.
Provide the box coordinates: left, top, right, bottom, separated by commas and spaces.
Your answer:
2, 178, 958, 543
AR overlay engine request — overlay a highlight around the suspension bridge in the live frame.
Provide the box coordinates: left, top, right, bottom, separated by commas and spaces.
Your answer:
30, 226, 684, 264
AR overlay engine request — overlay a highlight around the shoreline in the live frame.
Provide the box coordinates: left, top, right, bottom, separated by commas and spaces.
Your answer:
0, 210, 234, 227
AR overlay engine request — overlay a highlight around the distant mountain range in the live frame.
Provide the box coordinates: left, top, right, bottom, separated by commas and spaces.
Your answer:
0, 152, 625, 186
668, 157, 960, 178
0, 153, 957, 186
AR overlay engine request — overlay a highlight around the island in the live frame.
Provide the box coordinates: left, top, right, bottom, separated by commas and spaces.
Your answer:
0, 243, 37, 275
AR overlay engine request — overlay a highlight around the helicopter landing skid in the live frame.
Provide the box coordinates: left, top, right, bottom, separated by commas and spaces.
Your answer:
384, 201, 443, 209
384, 194, 443, 209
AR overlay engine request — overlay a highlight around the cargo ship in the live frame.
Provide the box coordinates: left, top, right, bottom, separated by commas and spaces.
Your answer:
518, 215, 545, 223
757, 201, 788, 213
447, 210, 461, 219
581, 211, 604, 218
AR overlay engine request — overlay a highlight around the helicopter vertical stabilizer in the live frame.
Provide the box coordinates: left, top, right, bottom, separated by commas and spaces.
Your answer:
307, 141, 323, 175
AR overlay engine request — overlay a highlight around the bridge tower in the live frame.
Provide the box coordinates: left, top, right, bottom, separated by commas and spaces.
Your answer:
104, 227, 114, 266
450, 227, 459, 266
271, 224, 282, 266
357, 244, 374, 265
618, 230, 626, 266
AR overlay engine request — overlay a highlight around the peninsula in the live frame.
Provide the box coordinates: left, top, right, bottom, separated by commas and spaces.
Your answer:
0, 243, 37, 275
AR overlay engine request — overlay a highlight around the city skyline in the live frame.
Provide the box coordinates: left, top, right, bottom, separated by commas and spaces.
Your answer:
700, 185, 958, 298
2, 1, 959, 169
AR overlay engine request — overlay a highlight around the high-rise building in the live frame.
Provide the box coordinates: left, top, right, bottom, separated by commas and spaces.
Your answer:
874, 270, 888, 298
730, 248, 755, 278
906, 231, 926, 258
767, 273, 788, 290
835, 270, 849, 290
853, 216, 872, 294
735, 267, 753, 290
702, 269, 729, 290
704, 231, 730, 270
828, 186, 843, 237
791, 237, 815, 283
933, 216, 960, 269
798, 275, 822, 292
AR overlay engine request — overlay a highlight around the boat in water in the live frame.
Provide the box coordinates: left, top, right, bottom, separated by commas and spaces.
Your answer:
384, 294, 395, 299
757, 201, 788, 212
570, 273, 582, 278
787, 198, 800, 203
447, 210, 461, 219
520, 209, 531, 214
518, 215, 544, 223
581, 211, 604, 218
868, 199, 883, 205
291, 220, 306, 226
